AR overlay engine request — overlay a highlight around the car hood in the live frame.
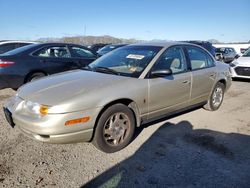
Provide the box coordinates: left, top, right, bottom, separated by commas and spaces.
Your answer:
18, 70, 129, 106
236, 56, 250, 66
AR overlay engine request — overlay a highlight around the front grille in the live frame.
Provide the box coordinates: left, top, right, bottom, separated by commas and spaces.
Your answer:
235, 67, 250, 76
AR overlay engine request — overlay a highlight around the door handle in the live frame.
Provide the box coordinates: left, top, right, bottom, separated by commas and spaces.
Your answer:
210, 74, 215, 77
182, 80, 190, 84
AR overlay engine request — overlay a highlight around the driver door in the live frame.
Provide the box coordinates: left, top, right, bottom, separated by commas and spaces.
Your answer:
147, 46, 191, 119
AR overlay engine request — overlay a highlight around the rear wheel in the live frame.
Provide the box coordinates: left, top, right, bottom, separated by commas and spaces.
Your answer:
92, 104, 135, 153
204, 82, 225, 111
26, 72, 46, 82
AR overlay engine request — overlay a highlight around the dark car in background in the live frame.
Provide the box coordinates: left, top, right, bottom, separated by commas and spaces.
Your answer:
0, 40, 36, 54
97, 44, 128, 56
215, 47, 237, 63
87, 43, 109, 53
0, 43, 97, 90
184, 41, 216, 57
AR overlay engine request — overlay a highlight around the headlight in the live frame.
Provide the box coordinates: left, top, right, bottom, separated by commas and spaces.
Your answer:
24, 101, 49, 116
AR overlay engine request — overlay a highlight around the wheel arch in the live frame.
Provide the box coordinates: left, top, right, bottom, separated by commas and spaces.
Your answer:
90, 98, 141, 141
24, 70, 48, 83
218, 79, 226, 88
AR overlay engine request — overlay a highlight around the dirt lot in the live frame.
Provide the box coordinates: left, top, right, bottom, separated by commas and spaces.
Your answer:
0, 80, 250, 188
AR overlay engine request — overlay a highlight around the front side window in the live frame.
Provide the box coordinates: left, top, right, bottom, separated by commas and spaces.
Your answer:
89, 46, 162, 78
187, 46, 214, 70
71, 47, 95, 58
152, 46, 187, 74
33, 46, 70, 58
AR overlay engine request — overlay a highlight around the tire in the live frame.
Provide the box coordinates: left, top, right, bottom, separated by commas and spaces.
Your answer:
204, 82, 225, 111
92, 104, 135, 153
26, 72, 46, 83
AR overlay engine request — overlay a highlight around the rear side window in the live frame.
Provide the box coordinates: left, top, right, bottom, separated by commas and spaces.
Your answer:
33, 46, 71, 58
0, 43, 17, 54
70, 47, 95, 58
186, 46, 214, 70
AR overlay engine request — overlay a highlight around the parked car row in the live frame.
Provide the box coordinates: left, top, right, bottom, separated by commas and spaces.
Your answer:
1, 40, 248, 91
0, 41, 129, 90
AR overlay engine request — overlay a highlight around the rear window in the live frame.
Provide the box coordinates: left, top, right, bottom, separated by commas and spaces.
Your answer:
0, 43, 17, 54
4, 44, 37, 55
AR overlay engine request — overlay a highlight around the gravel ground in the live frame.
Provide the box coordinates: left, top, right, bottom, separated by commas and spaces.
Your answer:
0, 80, 250, 188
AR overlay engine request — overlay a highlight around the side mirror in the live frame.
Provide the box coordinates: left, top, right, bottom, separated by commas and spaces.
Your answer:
151, 69, 172, 78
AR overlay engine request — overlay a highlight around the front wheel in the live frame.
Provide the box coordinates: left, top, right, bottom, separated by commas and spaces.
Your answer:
92, 104, 135, 153
204, 82, 225, 111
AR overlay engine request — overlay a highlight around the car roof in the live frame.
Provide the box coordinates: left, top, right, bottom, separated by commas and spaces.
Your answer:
129, 41, 193, 48
35, 42, 88, 47
106, 44, 128, 47
0, 40, 37, 45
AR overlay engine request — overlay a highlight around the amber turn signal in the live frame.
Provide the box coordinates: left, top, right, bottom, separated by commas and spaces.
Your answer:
40, 105, 49, 115
65, 117, 90, 126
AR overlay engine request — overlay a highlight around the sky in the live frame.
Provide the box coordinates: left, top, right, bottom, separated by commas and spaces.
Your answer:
0, 0, 249, 42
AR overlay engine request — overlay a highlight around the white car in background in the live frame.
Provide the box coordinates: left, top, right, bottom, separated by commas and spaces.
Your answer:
230, 48, 250, 79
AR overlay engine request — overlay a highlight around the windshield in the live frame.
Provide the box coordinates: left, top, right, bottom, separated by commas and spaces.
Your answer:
215, 48, 225, 53
4, 44, 38, 55
97, 45, 126, 55
89, 45, 162, 78
242, 49, 250, 57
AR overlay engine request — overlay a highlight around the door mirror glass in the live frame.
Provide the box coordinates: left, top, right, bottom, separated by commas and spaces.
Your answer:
151, 69, 172, 78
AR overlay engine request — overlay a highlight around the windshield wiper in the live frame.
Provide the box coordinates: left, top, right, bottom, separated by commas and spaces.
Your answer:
94, 66, 119, 75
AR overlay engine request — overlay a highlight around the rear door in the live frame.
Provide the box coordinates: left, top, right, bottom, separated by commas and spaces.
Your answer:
147, 46, 191, 119
68, 45, 97, 67
32, 45, 80, 74
185, 45, 216, 104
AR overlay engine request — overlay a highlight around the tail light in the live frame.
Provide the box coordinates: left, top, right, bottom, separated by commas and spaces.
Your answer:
0, 59, 15, 67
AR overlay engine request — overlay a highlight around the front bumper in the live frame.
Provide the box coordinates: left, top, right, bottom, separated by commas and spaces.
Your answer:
230, 66, 250, 79
4, 96, 101, 143
18, 126, 93, 144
